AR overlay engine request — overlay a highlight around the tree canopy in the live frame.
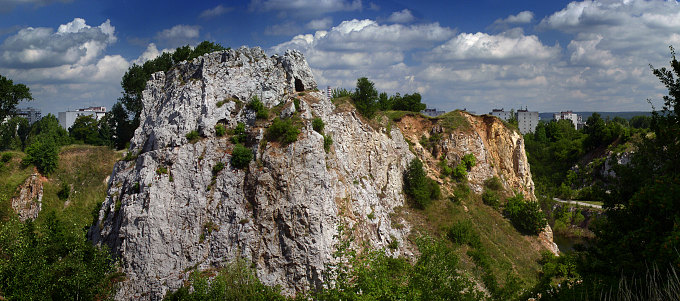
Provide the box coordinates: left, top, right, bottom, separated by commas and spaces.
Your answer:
0, 74, 33, 122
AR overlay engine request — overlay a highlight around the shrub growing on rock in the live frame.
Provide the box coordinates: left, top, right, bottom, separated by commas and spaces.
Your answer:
266, 118, 299, 145
312, 117, 325, 133
230, 122, 247, 144
214, 124, 226, 137
230, 144, 252, 169
247, 96, 269, 119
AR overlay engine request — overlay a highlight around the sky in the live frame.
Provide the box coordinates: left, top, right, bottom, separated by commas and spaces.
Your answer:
1, 0, 680, 116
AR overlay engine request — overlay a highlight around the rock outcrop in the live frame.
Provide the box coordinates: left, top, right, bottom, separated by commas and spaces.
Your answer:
11, 173, 43, 221
89, 47, 545, 300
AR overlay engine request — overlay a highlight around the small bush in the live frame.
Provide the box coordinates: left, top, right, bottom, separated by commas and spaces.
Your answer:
484, 176, 503, 191
312, 117, 325, 133
332, 88, 352, 98
215, 124, 226, 137
461, 154, 476, 170
504, 193, 547, 235
439, 158, 452, 177
266, 118, 299, 145
230, 122, 247, 144
156, 166, 168, 175
212, 162, 225, 175
231, 144, 252, 169
1, 153, 12, 163
248, 96, 269, 119
451, 183, 471, 202
57, 183, 70, 200
448, 220, 481, 248
23, 138, 59, 174
452, 164, 468, 180
482, 190, 500, 209
186, 130, 200, 143
323, 134, 333, 153
403, 158, 440, 209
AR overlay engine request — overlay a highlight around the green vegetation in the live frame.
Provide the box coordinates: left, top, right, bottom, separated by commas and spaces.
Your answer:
352, 77, 379, 118
164, 259, 286, 301
504, 193, 546, 235
482, 190, 500, 209
323, 134, 333, 153
437, 111, 471, 132
230, 144, 252, 169
214, 123, 226, 137
186, 130, 200, 143
0, 74, 33, 123
230, 122, 247, 144
248, 96, 269, 119
403, 158, 441, 209
266, 117, 300, 145
312, 117, 324, 133
212, 162, 225, 175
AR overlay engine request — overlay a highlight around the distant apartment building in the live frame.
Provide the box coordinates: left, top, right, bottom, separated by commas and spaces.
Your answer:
421, 108, 446, 117
15, 107, 42, 124
553, 111, 582, 129
58, 106, 106, 130
490, 109, 512, 121
517, 109, 539, 134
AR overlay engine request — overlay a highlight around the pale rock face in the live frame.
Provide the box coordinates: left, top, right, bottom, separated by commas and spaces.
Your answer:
11, 173, 43, 221
89, 47, 546, 300
89, 47, 412, 300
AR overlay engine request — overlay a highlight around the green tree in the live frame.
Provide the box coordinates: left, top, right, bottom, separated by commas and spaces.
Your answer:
107, 102, 135, 149
504, 194, 546, 235
403, 158, 440, 209
69, 115, 102, 145
0, 74, 33, 122
0, 116, 29, 150
23, 136, 59, 174
392, 93, 426, 112
353, 77, 379, 118
26, 114, 70, 147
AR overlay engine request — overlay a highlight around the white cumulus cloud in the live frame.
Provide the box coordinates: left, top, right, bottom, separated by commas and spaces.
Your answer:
387, 9, 415, 23
199, 5, 233, 18
155, 25, 200, 47
250, 0, 362, 17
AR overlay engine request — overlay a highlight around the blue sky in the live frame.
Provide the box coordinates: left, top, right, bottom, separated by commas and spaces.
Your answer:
1, 0, 679, 116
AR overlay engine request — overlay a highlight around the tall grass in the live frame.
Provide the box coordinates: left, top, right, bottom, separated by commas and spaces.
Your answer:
601, 266, 680, 301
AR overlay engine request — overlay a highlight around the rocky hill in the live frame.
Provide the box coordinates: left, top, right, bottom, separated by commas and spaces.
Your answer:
88, 47, 554, 300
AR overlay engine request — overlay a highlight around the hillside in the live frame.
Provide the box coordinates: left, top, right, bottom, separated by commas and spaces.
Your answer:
82, 47, 555, 300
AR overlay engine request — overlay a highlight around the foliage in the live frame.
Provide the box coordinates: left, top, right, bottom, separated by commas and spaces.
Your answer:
0, 116, 29, 150
331, 88, 352, 99
69, 114, 110, 145
230, 144, 252, 169
312, 117, 324, 133
23, 136, 59, 174
315, 233, 483, 301
461, 154, 476, 170
248, 96, 269, 119
107, 102, 135, 150
186, 130, 201, 143
484, 176, 503, 191
448, 220, 481, 247
450, 183, 471, 203
57, 182, 70, 200
266, 117, 299, 145
403, 158, 440, 209
352, 77, 379, 118
212, 162, 224, 175
0, 74, 33, 123
323, 134, 333, 153
504, 193, 546, 235
390, 92, 427, 112
214, 124, 226, 137
452, 164, 467, 180
439, 158, 452, 176
26, 114, 71, 147
293, 98, 301, 112
230, 122, 247, 144
164, 259, 286, 301
0, 213, 116, 300
482, 190, 500, 209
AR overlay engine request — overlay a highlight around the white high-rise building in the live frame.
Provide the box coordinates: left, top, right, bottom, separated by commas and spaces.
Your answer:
553, 111, 581, 128
517, 109, 539, 134
490, 109, 512, 121
58, 106, 106, 130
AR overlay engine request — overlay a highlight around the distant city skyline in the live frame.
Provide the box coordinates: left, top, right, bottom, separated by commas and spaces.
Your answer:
1, 0, 678, 116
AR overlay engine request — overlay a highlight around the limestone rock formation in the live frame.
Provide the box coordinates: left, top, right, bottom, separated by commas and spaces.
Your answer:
89, 46, 546, 300
11, 173, 43, 221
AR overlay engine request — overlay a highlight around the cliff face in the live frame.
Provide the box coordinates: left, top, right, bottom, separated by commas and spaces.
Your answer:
89, 47, 545, 300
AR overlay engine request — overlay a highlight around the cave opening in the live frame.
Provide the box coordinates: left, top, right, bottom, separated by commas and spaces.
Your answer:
295, 78, 304, 92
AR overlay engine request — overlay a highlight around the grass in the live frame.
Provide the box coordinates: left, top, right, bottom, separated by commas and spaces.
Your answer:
436, 110, 471, 132
405, 187, 543, 293
0, 151, 34, 221
37, 145, 121, 229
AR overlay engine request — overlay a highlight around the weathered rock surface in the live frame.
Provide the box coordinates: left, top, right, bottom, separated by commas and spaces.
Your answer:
89, 47, 546, 300
11, 173, 43, 221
